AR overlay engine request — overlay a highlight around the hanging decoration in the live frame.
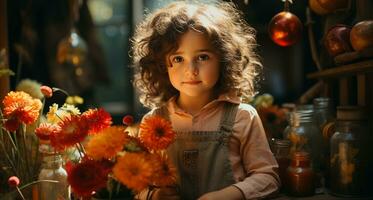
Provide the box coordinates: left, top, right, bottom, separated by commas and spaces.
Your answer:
56, 0, 87, 77
268, 0, 302, 47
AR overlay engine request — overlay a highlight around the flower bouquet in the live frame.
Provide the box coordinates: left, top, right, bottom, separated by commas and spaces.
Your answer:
0, 81, 57, 199
1, 80, 178, 199
33, 91, 177, 199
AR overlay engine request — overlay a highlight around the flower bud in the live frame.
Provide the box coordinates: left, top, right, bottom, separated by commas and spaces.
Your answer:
40, 86, 53, 98
8, 176, 20, 187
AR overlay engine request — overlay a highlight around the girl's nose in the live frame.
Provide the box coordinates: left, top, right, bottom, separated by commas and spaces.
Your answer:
185, 61, 199, 76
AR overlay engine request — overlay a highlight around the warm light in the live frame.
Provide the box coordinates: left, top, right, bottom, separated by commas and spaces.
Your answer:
88, 0, 113, 24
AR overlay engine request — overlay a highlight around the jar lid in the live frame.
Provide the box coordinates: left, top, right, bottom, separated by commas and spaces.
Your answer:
274, 139, 291, 147
293, 151, 310, 161
313, 97, 333, 109
337, 106, 367, 120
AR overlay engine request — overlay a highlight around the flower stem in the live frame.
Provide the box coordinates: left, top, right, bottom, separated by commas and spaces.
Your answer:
16, 186, 26, 200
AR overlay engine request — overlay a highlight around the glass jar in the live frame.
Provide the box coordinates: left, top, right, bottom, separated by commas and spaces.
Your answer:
313, 97, 335, 187
272, 139, 291, 191
329, 106, 372, 197
38, 154, 70, 200
283, 105, 323, 174
313, 97, 335, 139
286, 151, 315, 196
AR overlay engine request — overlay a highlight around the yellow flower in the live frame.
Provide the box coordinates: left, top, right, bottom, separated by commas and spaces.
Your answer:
60, 104, 81, 115
47, 103, 80, 124
85, 126, 128, 160
66, 96, 84, 105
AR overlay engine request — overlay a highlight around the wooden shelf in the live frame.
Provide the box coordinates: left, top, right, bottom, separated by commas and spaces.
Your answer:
307, 59, 373, 79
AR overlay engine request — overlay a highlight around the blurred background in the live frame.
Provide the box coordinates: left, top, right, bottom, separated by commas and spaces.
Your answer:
1, 0, 371, 122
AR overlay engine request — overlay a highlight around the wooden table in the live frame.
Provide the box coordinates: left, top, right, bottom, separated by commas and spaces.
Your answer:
273, 192, 373, 200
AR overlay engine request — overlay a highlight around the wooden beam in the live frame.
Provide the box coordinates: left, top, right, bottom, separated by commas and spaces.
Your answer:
0, 0, 9, 100
307, 60, 373, 79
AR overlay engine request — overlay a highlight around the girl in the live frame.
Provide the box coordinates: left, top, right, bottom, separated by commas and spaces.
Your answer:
133, 1, 280, 200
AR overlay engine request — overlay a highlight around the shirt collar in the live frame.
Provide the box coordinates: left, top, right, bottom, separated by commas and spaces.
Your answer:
166, 91, 241, 116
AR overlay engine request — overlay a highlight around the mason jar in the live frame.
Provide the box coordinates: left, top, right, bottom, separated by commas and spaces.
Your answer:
329, 106, 373, 198
283, 105, 323, 176
286, 151, 315, 197
313, 97, 335, 187
38, 154, 70, 200
272, 139, 291, 191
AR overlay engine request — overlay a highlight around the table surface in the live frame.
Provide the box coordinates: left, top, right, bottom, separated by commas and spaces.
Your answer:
273, 191, 373, 200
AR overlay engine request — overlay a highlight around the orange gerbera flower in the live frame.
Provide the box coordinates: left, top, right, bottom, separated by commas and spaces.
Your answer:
2, 91, 42, 131
35, 123, 61, 140
85, 126, 128, 160
139, 116, 175, 151
113, 153, 153, 192
50, 115, 88, 150
151, 152, 177, 187
81, 108, 112, 134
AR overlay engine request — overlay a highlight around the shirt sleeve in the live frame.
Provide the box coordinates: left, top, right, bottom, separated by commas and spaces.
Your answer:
232, 105, 280, 199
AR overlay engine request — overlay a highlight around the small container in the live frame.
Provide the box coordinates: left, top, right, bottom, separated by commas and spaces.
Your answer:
313, 97, 335, 187
38, 154, 70, 200
283, 105, 323, 175
329, 106, 373, 197
272, 139, 291, 191
286, 151, 315, 197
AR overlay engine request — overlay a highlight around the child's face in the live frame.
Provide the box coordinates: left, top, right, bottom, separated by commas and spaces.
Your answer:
166, 30, 220, 99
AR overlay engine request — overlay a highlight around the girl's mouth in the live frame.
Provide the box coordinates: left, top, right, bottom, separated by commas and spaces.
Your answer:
182, 81, 202, 85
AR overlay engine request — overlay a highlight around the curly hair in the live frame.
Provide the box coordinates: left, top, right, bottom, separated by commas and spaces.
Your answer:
132, 1, 262, 109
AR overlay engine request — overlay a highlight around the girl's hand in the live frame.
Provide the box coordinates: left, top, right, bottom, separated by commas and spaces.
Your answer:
197, 186, 244, 200
151, 186, 180, 200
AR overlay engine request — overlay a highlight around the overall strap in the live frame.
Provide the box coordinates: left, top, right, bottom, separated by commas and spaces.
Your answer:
219, 103, 239, 135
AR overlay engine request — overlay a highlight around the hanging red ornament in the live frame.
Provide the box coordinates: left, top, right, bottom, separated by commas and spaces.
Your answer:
268, 0, 302, 47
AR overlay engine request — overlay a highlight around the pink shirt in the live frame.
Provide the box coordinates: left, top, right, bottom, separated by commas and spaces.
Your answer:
146, 93, 280, 199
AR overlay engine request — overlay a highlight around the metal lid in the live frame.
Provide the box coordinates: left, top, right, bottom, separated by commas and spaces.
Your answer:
274, 139, 291, 147
313, 97, 333, 109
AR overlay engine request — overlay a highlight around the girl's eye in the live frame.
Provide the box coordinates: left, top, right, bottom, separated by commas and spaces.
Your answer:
197, 54, 209, 61
172, 56, 183, 63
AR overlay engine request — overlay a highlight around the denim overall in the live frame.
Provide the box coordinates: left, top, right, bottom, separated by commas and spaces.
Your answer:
156, 103, 238, 200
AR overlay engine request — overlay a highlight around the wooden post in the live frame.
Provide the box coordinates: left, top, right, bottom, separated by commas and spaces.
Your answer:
339, 78, 349, 105
357, 74, 366, 106
0, 0, 9, 100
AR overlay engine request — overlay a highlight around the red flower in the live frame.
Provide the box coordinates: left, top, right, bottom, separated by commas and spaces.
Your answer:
8, 176, 20, 187
81, 108, 112, 134
122, 115, 134, 126
50, 115, 88, 150
35, 123, 61, 140
66, 159, 111, 197
4, 117, 21, 132
40, 85, 53, 98
139, 116, 176, 150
